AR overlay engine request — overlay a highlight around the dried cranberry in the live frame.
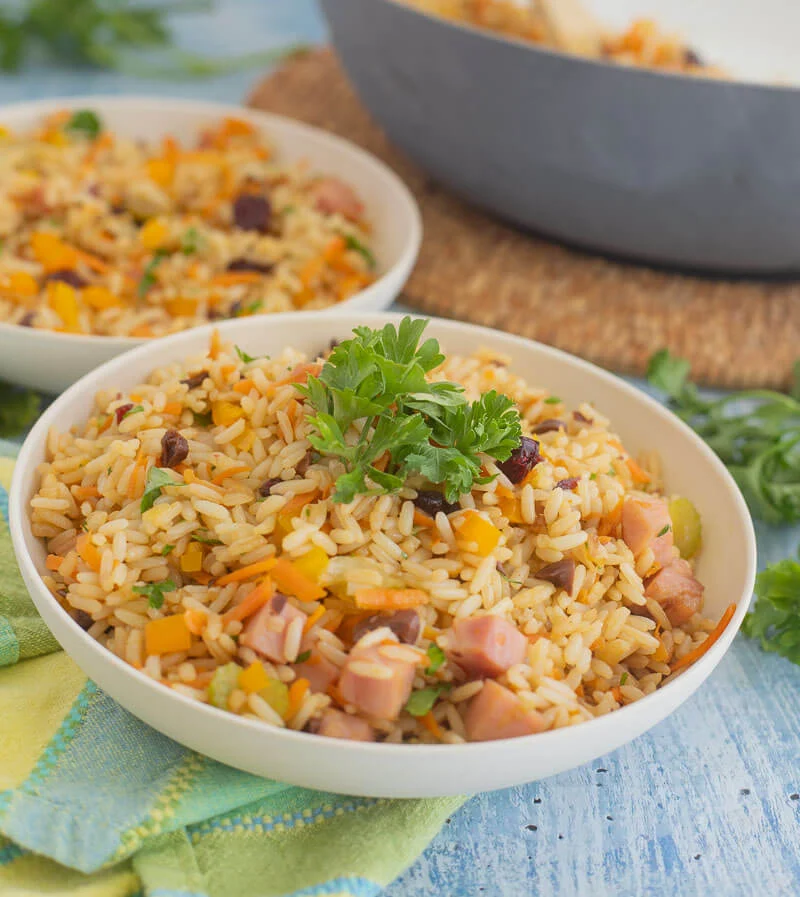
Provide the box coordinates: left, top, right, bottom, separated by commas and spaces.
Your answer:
73, 610, 94, 630
258, 477, 281, 498
413, 489, 459, 518
573, 411, 593, 425
556, 478, 579, 490
535, 559, 575, 593
46, 268, 87, 288
353, 609, 421, 646
270, 593, 288, 614
498, 437, 541, 484
114, 403, 134, 424
684, 47, 703, 66
232, 193, 271, 232
181, 370, 208, 390
160, 429, 189, 468
226, 257, 274, 274
532, 419, 565, 435
18, 311, 35, 327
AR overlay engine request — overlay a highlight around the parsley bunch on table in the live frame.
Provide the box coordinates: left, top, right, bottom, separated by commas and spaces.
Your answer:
0, 381, 40, 438
742, 554, 800, 665
298, 318, 522, 504
647, 350, 800, 524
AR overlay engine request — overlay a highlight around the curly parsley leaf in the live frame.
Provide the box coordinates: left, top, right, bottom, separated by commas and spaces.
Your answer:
65, 108, 102, 139
138, 249, 167, 301
405, 684, 450, 717
140, 467, 179, 512
742, 557, 800, 665
133, 578, 176, 610
342, 233, 376, 270
0, 381, 40, 437
425, 643, 446, 675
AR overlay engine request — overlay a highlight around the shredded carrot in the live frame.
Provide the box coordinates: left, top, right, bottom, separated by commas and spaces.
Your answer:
76, 534, 101, 572
233, 379, 254, 395
162, 402, 183, 416
354, 588, 429, 611
75, 248, 111, 274
278, 490, 319, 520
191, 571, 214, 586
222, 577, 275, 623
420, 711, 444, 740
626, 457, 652, 485
326, 683, 345, 706
127, 454, 148, 499
184, 609, 208, 635
98, 415, 112, 434
266, 362, 322, 395
286, 678, 310, 720
72, 485, 99, 501
303, 605, 326, 634
611, 686, 623, 702
209, 328, 222, 360
211, 465, 250, 485
211, 271, 263, 287
598, 500, 623, 537
413, 509, 435, 529
270, 557, 326, 602
670, 604, 736, 674
322, 610, 344, 633
45, 554, 63, 571
216, 558, 277, 587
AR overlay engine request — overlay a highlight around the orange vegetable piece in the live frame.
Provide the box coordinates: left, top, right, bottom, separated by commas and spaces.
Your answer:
286, 677, 310, 720
31, 232, 79, 272
47, 281, 80, 331
453, 511, 502, 556
45, 554, 63, 571
82, 286, 124, 310
184, 609, 207, 635
353, 588, 428, 611
72, 485, 99, 501
413, 509, 435, 530
145, 614, 192, 656
209, 328, 222, 360
76, 534, 101, 572
670, 604, 736, 674
626, 457, 652, 484
210, 271, 263, 287
420, 711, 444, 740
270, 557, 326, 602
211, 465, 250, 485
302, 605, 326, 634
163, 297, 197, 317
216, 558, 278, 587
238, 661, 270, 694
161, 402, 183, 416
233, 379, 254, 395
0, 271, 39, 302
222, 577, 275, 624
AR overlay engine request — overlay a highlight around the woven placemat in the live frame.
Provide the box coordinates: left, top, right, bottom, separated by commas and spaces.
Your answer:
249, 48, 800, 389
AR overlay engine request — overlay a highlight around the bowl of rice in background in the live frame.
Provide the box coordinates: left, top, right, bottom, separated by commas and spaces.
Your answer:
0, 96, 421, 393
321, 0, 800, 274
9, 312, 756, 797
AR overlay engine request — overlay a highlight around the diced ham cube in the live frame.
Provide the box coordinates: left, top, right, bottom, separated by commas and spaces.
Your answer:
622, 495, 676, 569
312, 177, 364, 220
316, 708, 375, 742
240, 594, 307, 663
644, 558, 704, 626
293, 648, 340, 694
446, 616, 527, 679
339, 643, 422, 720
464, 681, 545, 742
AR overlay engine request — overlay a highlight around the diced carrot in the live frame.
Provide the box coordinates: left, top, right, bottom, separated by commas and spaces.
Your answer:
611, 686, 623, 702
163, 297, 198, 318
302, 605, 326, 634
211, 465, 250, 485
652, 638, 671, 664
45, 554, 63, 571
82, 286, 124, 310
233, 379, 254, 394
323, 235, 346, 264
222, 577, 275, 623
72, 485, 99, 501
420, 711, 444, 740
286, 677, 310, 720
413, 509, 435, 529
322, 610, 344, 633
238, 661, 270, 694
147, 157, 174, 187
354, 588, 429, 611
145, 614, 192, 656
0, 271, 39, 302
184, 609, 207, 635
130, 324, 153, 338
270, 557, 326, 602
192, 571, 213, 586
266, 362, 322, 395
626, 458, 652, 485
216, 559, 278, 587
210, 271, 263, 287
75, 248, 110, 274
222, 116, 256, 137
161, 402, 183, 416
670, 603, 736, 674
31, 231, 79, 272
453, 511, 502, 556
98, 415, 112, 434
209, 328, 222, 360
598, 500, 623, 538
76, 533, 101, 572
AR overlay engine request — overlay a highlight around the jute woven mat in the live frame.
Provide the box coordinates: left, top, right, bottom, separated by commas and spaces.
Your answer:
249, 48, 800, 389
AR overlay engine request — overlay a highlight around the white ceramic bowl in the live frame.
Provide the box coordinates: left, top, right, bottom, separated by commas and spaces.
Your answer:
9, 313, 756, 797
0, 97, 421, 394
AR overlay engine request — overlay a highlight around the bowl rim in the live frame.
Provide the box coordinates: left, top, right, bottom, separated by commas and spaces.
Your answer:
365, 0, 798, 95
9, 311, 757, 760
0, 94, 422, 346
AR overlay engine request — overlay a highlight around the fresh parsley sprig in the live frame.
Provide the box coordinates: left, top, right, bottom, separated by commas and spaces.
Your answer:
647, 349, 800, 524
742, 555, 800, 665
296, 318, 522, 504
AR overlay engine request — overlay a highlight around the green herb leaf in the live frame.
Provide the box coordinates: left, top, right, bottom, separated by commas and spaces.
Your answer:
64, 109, 101, 139
133, 578, 176, 610
742, 557, 800, 665
619, 672, 628, 686
140, 467, 179, 512
160, 544, 175, 556
138, 249, 167, 301
405, 684, 451, 717
656, 524, 671, 537
122, 404, 143, 420
342, 233, 376, 270
295, 649, 311, 664
191, 531, 222, 546
544, 396, 561, 405
425, 643, 446, 675
180, 226, 201, 255
0, 381, 40, 437
234, 345, 268, 365
193, 410, 213, 428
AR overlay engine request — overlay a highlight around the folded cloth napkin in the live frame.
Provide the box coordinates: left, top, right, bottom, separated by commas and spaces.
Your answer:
0, 450, 463, 897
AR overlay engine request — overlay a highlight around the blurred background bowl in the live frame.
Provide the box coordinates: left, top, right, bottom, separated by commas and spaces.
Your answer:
321, 0, 800, 274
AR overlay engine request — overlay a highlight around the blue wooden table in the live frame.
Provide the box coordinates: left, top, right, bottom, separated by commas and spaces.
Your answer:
3, 3, 800, 894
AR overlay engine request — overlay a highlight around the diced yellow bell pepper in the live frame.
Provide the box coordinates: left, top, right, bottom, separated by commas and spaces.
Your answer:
211, 400, 245, 427
238, 661, 270, 694
163, 297, 198, 317
454, 510, 502, 556
147, 158, 174, 187
180, 541, 204, 573
271, 557, 325, 602
145, 614, 191, 656
292, 545, 329, 583
0, 271, 39, 303
47, 281, 80, 331
497, 493, 525, 525
140, 219, 169, 251
82, 285, 124, 310
31, 232, 79, 273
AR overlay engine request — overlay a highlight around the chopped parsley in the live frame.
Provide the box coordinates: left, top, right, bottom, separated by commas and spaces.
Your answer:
138, 249, 167, 301
342, 233, 376, 270
180, 226, 202, 255
424, 643, 445, 675
65, 109, 102, 140
544, 396, 562, 405
133, 578, 176, 610
235, 345, 268, 365
193, 410, 213, 427
121, 404, 143, 420
298, 318, 522, 503
0, 381, 40, 437
656, 524, 671, 538
140, 467, 179, 512
619, 672, 628, 686
160, 544, 175, 556
191, 531, 222, 546
295, 649, 311, 664
405, 684, 451, 717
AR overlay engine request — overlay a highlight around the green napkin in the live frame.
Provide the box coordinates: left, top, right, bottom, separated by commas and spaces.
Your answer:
0, 454, 463, 896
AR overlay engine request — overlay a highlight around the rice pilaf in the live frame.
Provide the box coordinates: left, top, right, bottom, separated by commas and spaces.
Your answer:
0, 109, 375, 337
31, 320, 723, 744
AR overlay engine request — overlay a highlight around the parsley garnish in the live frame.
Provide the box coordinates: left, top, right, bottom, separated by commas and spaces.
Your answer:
342, 233, 376, 270
424, 643, 445, 675
0, 381, 40, 437
193, 410, 213, 428
122, 404, 143, 420
133, 578, 176, 610
138, 249, 167, 301
743, 555, 800, 665
235, 345, 268, 365
656, 524, 671, 538
180, 226, 201, 255
140, 467, 179, 512
619, 672, 628, 686
648, 349, 800, 523
405, 684, 450, 717
65, 109, 101, 139
245, 300, 263, 315
544, 396, 561, 405
295, 649, 311, 664
191, 531, 222, 545
160, 544, 175, 556
297, 318, 522, 503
